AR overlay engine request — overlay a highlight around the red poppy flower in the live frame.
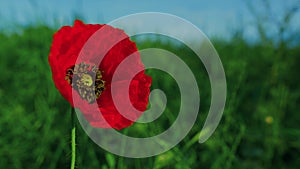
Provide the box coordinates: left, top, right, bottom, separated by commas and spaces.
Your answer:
49, 20, 152, 130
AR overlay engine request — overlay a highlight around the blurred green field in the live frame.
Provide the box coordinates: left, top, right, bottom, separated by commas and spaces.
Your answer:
0, 24, 300, 169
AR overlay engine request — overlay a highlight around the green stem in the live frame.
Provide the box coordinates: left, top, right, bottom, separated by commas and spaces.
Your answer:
71, 108, 76, 169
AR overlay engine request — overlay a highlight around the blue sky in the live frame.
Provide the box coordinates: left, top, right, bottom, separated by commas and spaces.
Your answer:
0, 0, 299, 40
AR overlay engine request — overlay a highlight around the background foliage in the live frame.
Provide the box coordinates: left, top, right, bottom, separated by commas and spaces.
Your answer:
1, 3, 300, 169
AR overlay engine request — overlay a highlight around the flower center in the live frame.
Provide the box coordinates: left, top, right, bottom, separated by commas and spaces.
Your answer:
65, 62, 105, 104
81, 74, 93, 86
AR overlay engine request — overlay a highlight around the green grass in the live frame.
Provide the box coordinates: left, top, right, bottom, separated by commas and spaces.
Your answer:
0, 25, 300, 169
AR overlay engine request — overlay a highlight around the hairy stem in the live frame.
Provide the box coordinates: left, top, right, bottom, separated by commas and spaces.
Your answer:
71, 108, 76, 169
